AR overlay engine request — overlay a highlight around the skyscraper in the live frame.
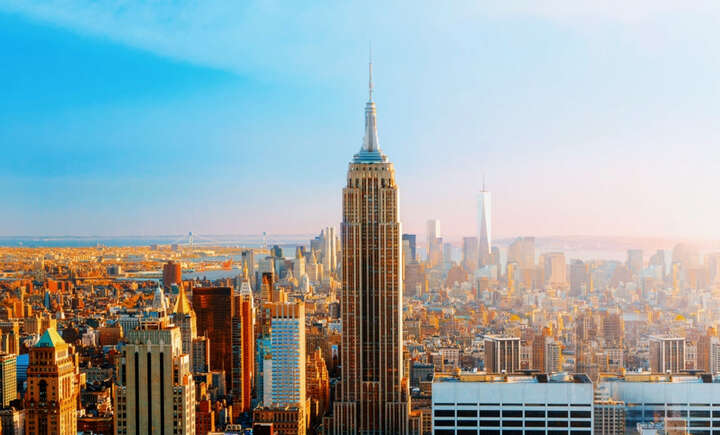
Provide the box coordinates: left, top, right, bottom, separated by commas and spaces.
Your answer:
25, 328, 80, 435
649, 336, 685, 373
163, 260, 182, 289
0, 353, 16, 408
172, 284, 197, 362
483, 335, 520, 373
232, 284, 254, 413
192, 287, 233, 393
462, 237, 479, 272
426, 219, 442, 267
253, 301, 307, 434
477, 188, 492, 265
330, 59, 409, 434
115, 325, 196, 434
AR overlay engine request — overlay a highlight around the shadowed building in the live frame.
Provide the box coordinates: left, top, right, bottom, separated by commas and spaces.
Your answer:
193, 287, 233, 393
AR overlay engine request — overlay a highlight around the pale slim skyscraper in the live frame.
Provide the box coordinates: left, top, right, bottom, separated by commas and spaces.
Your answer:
478, 189, 492, 265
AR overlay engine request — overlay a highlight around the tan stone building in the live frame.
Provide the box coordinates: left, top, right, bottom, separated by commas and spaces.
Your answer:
24, 328, 80, 435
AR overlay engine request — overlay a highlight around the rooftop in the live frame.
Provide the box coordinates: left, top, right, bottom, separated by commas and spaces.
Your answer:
435, 372, 591, 384
35, 328, 66, 348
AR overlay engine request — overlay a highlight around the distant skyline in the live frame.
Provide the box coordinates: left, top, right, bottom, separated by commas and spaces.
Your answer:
3, 2, 720, 239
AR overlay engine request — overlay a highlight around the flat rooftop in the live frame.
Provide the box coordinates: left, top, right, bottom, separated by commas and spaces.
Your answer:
435, 372, 591, 384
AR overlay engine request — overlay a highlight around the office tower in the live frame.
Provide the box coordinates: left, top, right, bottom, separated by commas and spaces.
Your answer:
426, 219, 442, 267
321, 227, 338, 274
462, 237, 479, 272
432, 373, 593, 433
331, 60, 409, 434
543, 252, 567, 288
115, 325, 195, 434
173, 284, 197, 360
594, 400, 626, 435
268, 301, 306, 406
163, 260, 182, 288
597, 373, 720, 433
648, 335, 685, 373
483, 335, 520, 373
649, 248, 666, 270
241, 249, 256, 288
193, 287, 234, 393
253, 301, 307, 435
545, 339, 563, 373
306, 348, 330, 425
531, 331, 550, 372
192, 336, 210, 373
569, 259, 587, 296
626, 249, 643, 277
477, 189, 492, 265
507, 237, 535, 269
232, 287, 254, 413
402, 234, 417, 263
602, 311, 624, 346
25, 329, 79, 435
196, 399, 215, 435
0, 353, 16, 407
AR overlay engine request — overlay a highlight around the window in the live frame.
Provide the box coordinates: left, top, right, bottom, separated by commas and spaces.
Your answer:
38, 380, 47, 402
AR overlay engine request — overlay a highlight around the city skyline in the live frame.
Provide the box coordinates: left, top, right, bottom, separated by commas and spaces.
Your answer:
4, 2, 720, 239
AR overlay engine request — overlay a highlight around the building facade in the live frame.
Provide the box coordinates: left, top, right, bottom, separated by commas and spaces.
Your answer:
114, 325, 195, 434
330, 61, 409, 434
432, 373, 593, 434
24, 328, 80, 435
192, 286, 233, 393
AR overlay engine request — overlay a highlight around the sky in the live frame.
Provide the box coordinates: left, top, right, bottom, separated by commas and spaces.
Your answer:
2, 1, 720, 240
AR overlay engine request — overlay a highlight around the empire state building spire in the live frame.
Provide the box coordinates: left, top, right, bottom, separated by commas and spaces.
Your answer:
354, 52, 386, 163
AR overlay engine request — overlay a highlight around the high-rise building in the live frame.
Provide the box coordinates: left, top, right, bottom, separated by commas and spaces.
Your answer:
254, 301, 307, 435
569, 259, 587, 296
483, 335, 520, 373
626, 249, 643, 277
426, 219, 442, 267
0, 353, 16, 407
321, 227, 338, 274
163, 260, 182, 288
545, 339, 563, 373
193, 287, 234, 393
330, 60, 409, 434
25, 328, 80, 435
462, 237, 479, 273
544, 252, 567, 288
477, 189, 491, 265
432, 373, 593, 433
507, 237, 535, 269
232, 286, 254, 413
648, 335, 685, 373
192, 336, 210, 373
267, 301, 306, 407
172, 284, 197, 361
598, 373, 720, 433
402, 234, 417, 264
115, 325, 195, 434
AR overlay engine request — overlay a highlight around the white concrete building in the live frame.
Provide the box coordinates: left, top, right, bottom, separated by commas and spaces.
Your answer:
432, 372, 593, 434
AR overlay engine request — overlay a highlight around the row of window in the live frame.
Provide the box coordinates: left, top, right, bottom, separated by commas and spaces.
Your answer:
435, 420, 592, 428
434, 430, 591, 435
435, 410, 592, 418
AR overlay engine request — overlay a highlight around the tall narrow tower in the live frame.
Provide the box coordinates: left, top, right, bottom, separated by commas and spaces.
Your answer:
478, 184, 492, 266
331, 58, 409, 434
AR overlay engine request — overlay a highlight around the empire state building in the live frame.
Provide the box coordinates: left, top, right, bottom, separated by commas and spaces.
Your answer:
330, 61, 409, 434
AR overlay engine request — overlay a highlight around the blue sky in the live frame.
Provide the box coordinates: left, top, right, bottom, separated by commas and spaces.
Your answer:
2, 1, 720, 239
